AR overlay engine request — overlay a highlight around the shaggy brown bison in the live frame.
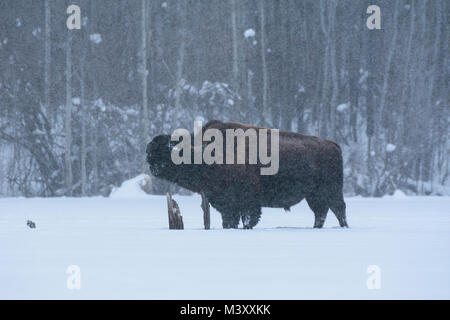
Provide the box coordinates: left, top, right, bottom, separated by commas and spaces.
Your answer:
146, 120, 348, 229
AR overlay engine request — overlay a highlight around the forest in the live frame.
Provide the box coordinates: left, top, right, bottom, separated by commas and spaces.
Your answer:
0, 0, 448, 197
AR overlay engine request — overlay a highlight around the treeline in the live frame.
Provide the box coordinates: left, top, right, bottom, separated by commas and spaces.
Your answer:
0, 0, 448, 197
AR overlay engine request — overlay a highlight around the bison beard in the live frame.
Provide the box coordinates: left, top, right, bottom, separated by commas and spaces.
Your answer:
146, 120, 348, 229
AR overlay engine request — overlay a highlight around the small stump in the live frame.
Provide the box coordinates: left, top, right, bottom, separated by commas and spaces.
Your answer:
166, 192, 184, 229
27, 220, 36, 229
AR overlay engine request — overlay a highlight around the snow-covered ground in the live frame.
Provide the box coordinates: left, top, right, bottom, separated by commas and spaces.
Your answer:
0, 195, 449, 299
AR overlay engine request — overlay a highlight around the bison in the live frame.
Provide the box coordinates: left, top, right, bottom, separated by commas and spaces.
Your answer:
146, 120, 348, 229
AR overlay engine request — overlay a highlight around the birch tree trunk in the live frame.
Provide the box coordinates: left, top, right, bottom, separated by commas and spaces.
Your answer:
397, 1, 415, 180
231, 0, 239, 98
379, 0, 399, 141
259, 0, 269, 125
91, 126, 98, 194
297, 0, 308, 134
65, 31, 73, 196
348, 12, 360, 143
175, 0, 186, 113
44, 0, 51, 115
400, 0, 415, 117
80, 48, 87, 196
319, 0, 330, 138
328, 0, 338, 140
90, 0, 98, 195
424, 2, 441, 189
141, 0, 149, 171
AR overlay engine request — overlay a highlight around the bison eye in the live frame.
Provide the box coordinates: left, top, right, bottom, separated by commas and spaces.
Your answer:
169, 139, 178, 149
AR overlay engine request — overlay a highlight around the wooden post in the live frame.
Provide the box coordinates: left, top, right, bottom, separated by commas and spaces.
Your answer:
166, 192, 184, 229
201, 191, 210, 230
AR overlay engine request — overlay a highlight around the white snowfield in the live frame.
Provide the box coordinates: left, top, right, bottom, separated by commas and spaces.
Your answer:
0, 195, 449, 299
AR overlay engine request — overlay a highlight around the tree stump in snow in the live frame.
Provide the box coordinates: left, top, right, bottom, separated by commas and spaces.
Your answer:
166, 192, 184, 229
201, 191, 210, 230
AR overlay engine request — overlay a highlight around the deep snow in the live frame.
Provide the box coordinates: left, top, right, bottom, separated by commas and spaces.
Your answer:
0, 195, 449, 299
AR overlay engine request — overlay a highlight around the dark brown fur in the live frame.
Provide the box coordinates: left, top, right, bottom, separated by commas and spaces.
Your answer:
146, 120, 348, 229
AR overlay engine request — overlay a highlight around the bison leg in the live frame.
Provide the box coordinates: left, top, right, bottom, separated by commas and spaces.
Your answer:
329, 197, 348, 228
210, 201, 240, 229
241, 207, 262, 229
221, 211, 240, 229
306, 196, 329, 228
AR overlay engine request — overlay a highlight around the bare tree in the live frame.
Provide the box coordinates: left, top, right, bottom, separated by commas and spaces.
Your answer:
80, 37, 87, 196
328, 0, 338, 140
231, 0, 240, 98
65, 31, 73, 196
379, 0, 399, 142
44, 0, 51, 115
319, 0, 330, 138
174, 0, 187, 113
259, 0, 269, 125
141, 0, 150, 171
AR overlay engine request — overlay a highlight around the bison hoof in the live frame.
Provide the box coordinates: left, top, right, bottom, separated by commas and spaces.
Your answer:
223, 223, 239, 229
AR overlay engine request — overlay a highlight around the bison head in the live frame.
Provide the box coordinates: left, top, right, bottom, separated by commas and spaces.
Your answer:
146, 133, 203, 193
146, 134, 176, 180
